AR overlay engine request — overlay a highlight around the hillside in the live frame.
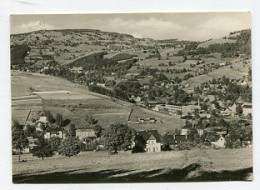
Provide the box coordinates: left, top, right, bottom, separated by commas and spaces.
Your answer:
11, 70, 184, 132
198, 38, 236, 48
10, 29, 154, 67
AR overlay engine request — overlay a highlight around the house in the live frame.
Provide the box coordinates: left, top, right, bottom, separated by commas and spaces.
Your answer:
76, 128, 96, 141
134, 96, 142, 102
71, 66, 83, 74
36, 116, 48, 131
219, 62, 226, 66
138, 118, 157, 124
44, 130, 64, 139
38, 116, 48, 123
43, 66, 49, 70
211, 135, 226, 148
137, 130, 161, 152
199, 113, 211, 119
152, 104, 164, 112
197, 127, 204, 136
242, 102, 252, 117
96, 83, 106, 88
129, 95, 142, 103
181, 126, 190, 135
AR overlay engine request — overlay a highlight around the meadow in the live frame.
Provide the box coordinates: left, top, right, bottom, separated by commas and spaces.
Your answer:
13, 147, 253, 183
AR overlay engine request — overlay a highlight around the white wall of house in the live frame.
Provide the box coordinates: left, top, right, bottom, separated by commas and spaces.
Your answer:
146, 139, 161, 152
212, 136, 226, 148
44, 131, 63, 139
181, 128, 189, 135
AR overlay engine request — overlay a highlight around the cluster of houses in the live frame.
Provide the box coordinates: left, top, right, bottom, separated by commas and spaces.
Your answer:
21, 114, 231, 154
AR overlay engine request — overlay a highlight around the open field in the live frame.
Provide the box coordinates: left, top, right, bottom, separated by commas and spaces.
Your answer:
128, 106, 185, 133
207, 66, 244, 79
183, 65, 246, 91
13, 148, 253, 183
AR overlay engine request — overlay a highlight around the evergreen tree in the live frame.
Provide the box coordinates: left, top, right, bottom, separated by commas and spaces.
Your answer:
12, 120, 29, 162
69, 124, 76, 137
55, 113, 63, 127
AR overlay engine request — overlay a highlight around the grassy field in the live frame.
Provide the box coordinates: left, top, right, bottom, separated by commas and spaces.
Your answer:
13, 148, 253, 183
208, 66, 244, 79
128, 106, 185, 133
198, 38, 236, 48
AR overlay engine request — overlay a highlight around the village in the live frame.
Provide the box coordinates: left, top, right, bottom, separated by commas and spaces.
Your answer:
10, 26, 252, 183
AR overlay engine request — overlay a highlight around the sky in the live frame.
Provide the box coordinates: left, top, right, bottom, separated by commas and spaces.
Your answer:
10, 12, 251, 41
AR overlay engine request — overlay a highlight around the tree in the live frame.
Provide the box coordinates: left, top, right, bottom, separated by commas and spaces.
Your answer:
12, 120, 29, 162
132, 134, 146, 153
69, 124, 76, 137
93, 124, 103, 138
45, 110, 55, 123
11, 44, 30, 65
55, 113, 63, 127
161, 133, 173, 151
32, 137, 54, 159
103, 123, 133, 154
175, 128, 181, 135
24, 124, 36, 137
50, 137, 62, 152
85, 115, 98, 125
58, 136, 81, 157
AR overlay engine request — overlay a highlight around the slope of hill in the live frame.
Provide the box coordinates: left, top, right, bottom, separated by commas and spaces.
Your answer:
11, 70, 184, 132
198, 38, 236, 48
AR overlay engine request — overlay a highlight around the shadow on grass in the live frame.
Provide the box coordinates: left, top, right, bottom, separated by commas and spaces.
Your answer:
13, 164, 253, 183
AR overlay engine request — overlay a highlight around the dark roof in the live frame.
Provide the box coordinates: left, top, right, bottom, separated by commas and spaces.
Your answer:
137, 130, 161, 143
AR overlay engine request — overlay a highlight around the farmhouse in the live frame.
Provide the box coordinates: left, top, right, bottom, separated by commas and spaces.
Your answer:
137, 130, 161, 153
44, 130, 64, 139
76, 128, 96, 141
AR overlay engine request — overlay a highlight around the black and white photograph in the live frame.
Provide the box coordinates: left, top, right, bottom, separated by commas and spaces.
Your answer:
10, 12, 252, 183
